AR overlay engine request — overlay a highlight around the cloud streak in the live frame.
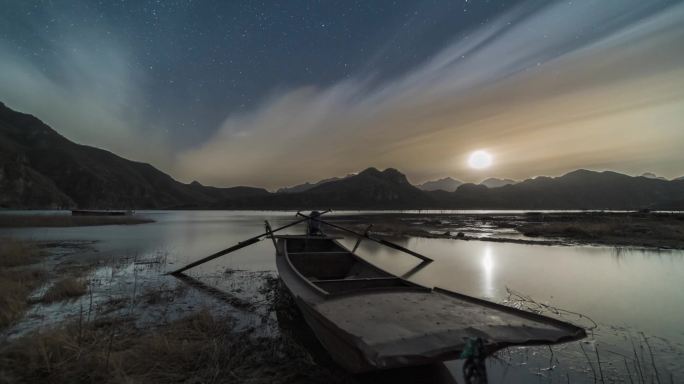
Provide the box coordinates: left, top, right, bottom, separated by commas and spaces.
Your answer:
0, 22, 173, 169
178, 0, 684, 188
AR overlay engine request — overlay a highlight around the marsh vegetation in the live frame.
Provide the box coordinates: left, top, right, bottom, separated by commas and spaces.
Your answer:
0, 238, 46, 328
330, 211, 684, 249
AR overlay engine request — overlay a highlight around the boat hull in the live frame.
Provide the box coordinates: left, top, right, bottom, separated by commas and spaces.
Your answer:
275, 235, 586, 373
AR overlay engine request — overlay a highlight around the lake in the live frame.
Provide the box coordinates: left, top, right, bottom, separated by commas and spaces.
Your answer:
2, 210, 683, 383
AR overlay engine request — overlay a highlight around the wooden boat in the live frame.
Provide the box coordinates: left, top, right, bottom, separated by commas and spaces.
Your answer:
71, 209, 133, 216
275, 234, 586, 373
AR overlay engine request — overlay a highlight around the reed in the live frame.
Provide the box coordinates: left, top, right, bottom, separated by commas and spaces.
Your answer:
0, 237, 41, 267
40, 277, 88, 303
0, 238, 46, 328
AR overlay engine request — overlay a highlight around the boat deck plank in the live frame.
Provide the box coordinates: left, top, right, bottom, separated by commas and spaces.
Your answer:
314, 290, 578, 357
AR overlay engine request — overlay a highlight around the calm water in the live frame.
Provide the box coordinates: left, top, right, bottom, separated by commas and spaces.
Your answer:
2, 210, 683, 382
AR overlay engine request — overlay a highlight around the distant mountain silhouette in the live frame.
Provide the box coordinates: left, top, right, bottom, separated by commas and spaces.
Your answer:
417, 177, 463, 192
479, 178, 518, 188
0, 102, 267, 209
429, 169, 684, 210
2, 102, 683, 210
218, 167, 433, 209
277, 176, 345, 193
640, 172, 667, 181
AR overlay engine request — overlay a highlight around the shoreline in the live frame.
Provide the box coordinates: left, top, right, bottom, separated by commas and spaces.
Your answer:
0, 214, 154, 228
326, 211, 684, 250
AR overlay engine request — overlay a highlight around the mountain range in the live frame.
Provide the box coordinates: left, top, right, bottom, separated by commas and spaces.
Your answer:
1, 102, 683, 210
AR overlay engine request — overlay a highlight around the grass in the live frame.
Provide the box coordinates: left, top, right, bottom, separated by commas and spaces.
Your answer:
0, 238, 41, 267
0, 238, 46, 329
0, 269, 47, 329
520, 216, 684, 248
521, 222, 612, 239
0, 310, 352, 384
40, 277, 88, 303
0, 215, 154, 228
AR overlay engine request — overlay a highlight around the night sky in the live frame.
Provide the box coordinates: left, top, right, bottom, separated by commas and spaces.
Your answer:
1, 0, 683, 188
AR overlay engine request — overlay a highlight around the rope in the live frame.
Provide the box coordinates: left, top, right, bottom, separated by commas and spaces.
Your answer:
461, 338, 489, 384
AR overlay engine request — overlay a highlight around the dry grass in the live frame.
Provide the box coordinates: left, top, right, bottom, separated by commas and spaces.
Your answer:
519, 215, 684, 248
521, 222, 611, 239
0, 215, 154, 228
0, 238, 46, 328
0, 269, 47, 329
0, 238, 41, 267
40, 277, 88, 303
0, 310, 351, 384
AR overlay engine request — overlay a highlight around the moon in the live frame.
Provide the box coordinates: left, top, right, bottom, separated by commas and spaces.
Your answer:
468, 150, 493, 169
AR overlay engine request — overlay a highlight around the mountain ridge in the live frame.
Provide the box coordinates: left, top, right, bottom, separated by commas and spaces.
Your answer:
1, 102, 683, 210
417, 177, 463, 192
479, 177, 518, 188
0, 102, 267, 209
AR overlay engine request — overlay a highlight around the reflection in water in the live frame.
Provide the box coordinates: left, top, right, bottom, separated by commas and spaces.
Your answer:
482, 245, 494, 299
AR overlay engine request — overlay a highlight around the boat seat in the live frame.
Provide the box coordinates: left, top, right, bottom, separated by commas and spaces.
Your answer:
310, 277, 399, 283
311, 277, 411, 294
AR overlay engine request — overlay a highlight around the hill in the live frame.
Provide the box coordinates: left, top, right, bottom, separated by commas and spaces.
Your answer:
217, 167, 435, 209
0, 102, 267, 209
276, 176, 344, 194
429, 170, 684, 210
479, 178, 517, 188
417, 177, 463, 192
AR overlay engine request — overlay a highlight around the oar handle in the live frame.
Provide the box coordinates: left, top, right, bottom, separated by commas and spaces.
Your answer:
169, 210, 332, 275
169, 237, 262, 275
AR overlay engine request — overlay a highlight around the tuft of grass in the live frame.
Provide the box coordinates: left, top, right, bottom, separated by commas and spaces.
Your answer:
40, 277, 88, 303
520, 219, 684, 247
0, 269, 47, 329
0, 310, 352, 384
0, 237, 41, 267
0, 238, 47, 328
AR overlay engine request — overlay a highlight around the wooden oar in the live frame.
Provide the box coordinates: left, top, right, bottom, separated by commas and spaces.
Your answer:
297, 212, 433, 262
168, 210, 330, 275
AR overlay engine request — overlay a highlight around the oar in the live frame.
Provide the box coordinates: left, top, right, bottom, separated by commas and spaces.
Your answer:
168, 210, 330, 275
297, 212, 433, 262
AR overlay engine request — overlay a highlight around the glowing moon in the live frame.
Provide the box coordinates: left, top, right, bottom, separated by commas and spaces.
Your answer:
468, 150, 493, 169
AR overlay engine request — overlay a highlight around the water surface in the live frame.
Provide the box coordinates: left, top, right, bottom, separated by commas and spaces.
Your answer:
2, 210, 682, 382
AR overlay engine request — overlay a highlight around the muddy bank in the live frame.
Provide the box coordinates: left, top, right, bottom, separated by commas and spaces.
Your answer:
0, 214, 154, 228
0, 239, 100, 329
325, 211, 684, 249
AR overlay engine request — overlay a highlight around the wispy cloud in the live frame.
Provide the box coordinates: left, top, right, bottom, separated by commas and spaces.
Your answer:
0, 23, 173, 168
178, 0, 684, 187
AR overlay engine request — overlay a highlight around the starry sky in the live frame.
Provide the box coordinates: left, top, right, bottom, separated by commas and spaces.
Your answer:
1, 0, 683, 188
